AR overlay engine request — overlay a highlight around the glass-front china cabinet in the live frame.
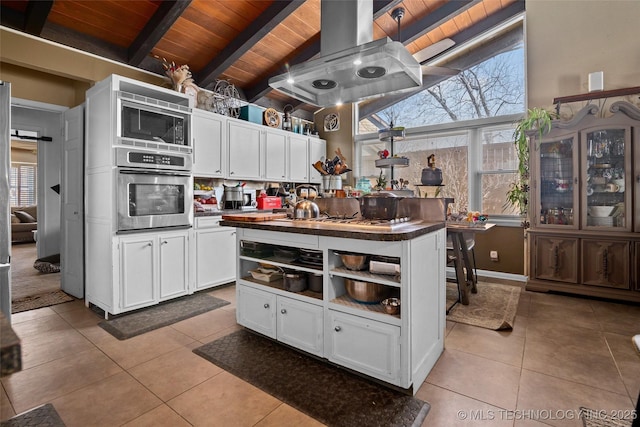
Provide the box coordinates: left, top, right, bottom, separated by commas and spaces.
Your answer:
528, 101, 640, 302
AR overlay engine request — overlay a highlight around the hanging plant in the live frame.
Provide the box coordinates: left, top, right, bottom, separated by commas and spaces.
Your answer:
505, 107, 556, 227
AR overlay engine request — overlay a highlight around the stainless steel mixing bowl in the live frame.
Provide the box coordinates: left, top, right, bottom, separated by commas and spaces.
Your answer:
344, 279, 389, 303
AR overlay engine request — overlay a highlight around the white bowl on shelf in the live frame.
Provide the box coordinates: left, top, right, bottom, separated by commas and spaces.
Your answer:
588, 205, 614, 217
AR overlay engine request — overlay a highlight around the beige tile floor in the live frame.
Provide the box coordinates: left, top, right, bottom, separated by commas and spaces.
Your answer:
1, 282, 639, 427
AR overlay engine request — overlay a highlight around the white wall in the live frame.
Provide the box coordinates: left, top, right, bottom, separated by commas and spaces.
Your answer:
11, 103, 66, 258
526, 0, 640, 109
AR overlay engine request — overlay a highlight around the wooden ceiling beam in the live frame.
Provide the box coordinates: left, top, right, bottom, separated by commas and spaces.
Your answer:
24, 0, 53, 36
243, 0, 398, 103
0, 5, 25, 30
41, 21, 128, 64
398, 0, 482, 45
128, 0, 192, 67
195, 0, 306, 89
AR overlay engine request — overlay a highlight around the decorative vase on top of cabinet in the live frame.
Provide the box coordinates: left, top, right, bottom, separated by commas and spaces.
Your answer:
528, 101, 640, 302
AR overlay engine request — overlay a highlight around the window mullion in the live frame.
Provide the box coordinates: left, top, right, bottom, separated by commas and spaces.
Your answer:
468, 128, 481, 212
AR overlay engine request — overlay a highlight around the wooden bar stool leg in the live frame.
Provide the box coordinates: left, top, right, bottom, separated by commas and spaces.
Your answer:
451, 233, 470, 305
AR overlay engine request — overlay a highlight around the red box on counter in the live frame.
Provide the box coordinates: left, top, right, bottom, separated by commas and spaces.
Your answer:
257, 196, 281, 210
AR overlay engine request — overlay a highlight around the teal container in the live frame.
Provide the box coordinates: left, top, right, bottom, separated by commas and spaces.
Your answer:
240, 105, 263, 124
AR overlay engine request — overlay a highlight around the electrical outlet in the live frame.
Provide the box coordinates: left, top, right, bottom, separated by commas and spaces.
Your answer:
490, 250, 499, 261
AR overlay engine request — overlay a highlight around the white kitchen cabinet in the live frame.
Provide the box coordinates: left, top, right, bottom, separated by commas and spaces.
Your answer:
236, 283, 324, 356
192, 109, 225, 178
264, 129, 287, 181
194, 216, 236, 291
119, 234, 156, 310
158, 232, 190, 301
308, 137, 326, 184
288, 134, 309, 182
277, 297, 323, 356
237, 285, 277, 338
118, 229, 189, 311
327, 309, 401, 383
228, 119, 262, 180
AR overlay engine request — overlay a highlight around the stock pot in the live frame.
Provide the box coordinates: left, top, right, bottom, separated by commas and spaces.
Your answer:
359, 192, 401, 220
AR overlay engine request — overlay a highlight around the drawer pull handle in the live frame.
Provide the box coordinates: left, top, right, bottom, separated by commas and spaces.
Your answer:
263, 303, 269, 309
334, 326, 341, 332
281, 309, 287, 314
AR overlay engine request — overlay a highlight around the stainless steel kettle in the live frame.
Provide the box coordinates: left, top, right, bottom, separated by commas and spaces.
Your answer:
294, 199, 320, 219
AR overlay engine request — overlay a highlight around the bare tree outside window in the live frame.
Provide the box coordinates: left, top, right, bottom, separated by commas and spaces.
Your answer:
375, 49, 524, 127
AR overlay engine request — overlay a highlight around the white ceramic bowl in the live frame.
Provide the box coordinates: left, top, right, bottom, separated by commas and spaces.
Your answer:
589, 205, 614, 217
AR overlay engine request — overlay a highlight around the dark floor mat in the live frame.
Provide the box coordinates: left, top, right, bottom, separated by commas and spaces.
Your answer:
194, 329, 430, 427
1, 403, 65, 427
98, 293, 229, 340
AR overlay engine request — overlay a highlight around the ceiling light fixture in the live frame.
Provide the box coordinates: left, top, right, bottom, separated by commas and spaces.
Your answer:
357, 66, 386, 79
312, 79, 337, 90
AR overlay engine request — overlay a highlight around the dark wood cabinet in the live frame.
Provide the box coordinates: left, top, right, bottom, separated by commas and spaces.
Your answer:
581, 239, 630, 289
527, 102, 640, 303
533, 236, 578, 283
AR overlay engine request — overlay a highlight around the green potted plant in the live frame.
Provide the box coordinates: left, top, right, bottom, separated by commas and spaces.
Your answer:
506, 107, 556, 227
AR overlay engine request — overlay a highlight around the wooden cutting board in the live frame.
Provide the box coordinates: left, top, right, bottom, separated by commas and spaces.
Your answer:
221, 212, 288, 222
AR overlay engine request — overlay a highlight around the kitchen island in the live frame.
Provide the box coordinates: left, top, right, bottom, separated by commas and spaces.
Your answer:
221, 216, 446, 394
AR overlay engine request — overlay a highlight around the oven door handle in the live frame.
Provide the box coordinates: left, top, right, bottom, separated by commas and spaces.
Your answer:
118, 169, 191, 178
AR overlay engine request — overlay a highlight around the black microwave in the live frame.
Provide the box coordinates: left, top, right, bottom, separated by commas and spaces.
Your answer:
119, 98, 189, 146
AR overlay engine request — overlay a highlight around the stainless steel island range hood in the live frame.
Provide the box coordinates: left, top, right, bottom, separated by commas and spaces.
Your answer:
268, 0, 422, 107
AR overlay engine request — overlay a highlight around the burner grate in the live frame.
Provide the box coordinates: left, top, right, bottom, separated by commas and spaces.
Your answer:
299, 216, 412, 228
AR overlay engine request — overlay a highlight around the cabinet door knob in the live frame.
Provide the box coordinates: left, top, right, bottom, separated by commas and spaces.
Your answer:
161, 240, 168, 245
280, 309, 287, 314
146, 242, 153, 246
230, 171, 235, 175
334, 326, 341, 332
263, 303, 269, 309
215, 170, 221, 173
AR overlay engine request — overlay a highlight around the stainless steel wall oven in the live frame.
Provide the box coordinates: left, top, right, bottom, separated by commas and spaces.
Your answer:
116, 148, 193, 232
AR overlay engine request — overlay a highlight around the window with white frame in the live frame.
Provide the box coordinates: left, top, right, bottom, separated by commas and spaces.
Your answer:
10, 163, 37, 206
478, 125, 519, 216
355, 115, 522, 221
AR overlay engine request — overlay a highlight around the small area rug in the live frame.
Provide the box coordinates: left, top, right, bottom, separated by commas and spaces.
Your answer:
194, 329, 430, 427
11, 290, 74, 314
98, 293, 229, 340
579, 407, 633, 427
446, 281, 521, 330
0, 403, 66, 427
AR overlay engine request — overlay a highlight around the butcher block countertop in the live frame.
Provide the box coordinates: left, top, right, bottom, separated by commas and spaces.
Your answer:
220, 216, 444, 242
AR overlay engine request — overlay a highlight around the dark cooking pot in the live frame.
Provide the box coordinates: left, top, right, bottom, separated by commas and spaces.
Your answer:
359, 192, 401, 220
283, 270, 308, 292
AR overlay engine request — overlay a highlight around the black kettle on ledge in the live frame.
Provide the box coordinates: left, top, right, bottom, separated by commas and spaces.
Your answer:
421, 154, 443, 186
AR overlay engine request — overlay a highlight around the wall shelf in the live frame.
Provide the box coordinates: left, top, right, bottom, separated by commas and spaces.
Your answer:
553, 86, 640, 113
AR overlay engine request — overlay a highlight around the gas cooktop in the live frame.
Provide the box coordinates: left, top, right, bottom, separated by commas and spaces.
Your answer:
278, 216, 418, 231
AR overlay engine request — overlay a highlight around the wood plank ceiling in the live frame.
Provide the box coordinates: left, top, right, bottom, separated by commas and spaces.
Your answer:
1, 0, 524, 121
